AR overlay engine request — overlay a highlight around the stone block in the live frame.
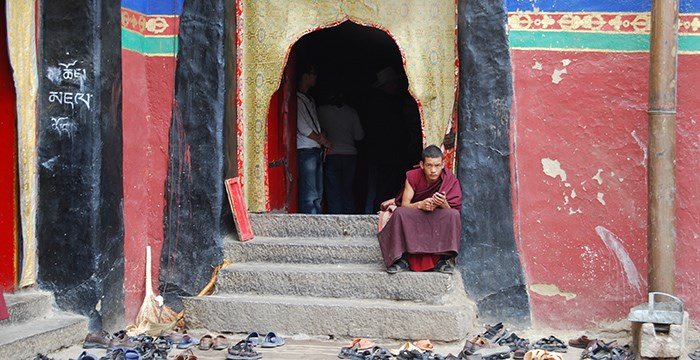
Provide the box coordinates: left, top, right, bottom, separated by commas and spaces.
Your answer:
249, 214, 379, 238
183, 293, 475, 341
0, 312, 87, 360
631, 312, 688, 359
217, 262, 457, 304
225, 236, 382, 264
1, 290, 52, 326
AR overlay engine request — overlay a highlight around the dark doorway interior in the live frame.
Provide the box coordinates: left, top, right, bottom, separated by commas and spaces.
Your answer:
267, 21, 422, 214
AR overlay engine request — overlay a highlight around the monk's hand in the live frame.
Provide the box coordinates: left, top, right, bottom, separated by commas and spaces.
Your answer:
432, 191, 449, 209
419, 198, 436, 212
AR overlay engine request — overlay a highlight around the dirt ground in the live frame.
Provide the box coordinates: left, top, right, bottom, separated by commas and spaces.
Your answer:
46, 322, 700, 360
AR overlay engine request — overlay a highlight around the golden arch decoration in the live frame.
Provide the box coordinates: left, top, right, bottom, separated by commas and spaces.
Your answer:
236, 0, 457, 211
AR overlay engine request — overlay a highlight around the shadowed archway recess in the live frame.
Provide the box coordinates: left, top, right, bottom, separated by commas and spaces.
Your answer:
236, 0, 457, 212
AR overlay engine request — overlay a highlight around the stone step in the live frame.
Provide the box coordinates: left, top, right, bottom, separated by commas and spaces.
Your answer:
250, 214, 379, 238
1, 290, 53, 326
183, 292, 475, 341
217, 262, 456, 304
225, 236, 383, 264
0, 311, 87, 360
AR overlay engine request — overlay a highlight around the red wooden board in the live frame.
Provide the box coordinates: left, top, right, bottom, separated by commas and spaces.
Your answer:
225, 177, 254, 241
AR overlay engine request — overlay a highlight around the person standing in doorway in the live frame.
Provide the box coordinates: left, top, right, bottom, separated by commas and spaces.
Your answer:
297, 63, 331, 214
318, 88, 364, 214
364, 66, 422, 213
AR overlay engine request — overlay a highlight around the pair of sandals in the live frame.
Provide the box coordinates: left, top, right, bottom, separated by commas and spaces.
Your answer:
533, 336, 568, 353
173, 349, 198, 360
245, 331, 285, 348
523, 349, 564, 360
397, 349, 446, 360
197, 334, 229, 350
353, 346, 393, 360
227, 340, 262, 360
386, 258, 455, 274
339, 338, 377, 359
581, 341, 634, 360
98, 348, 142, 360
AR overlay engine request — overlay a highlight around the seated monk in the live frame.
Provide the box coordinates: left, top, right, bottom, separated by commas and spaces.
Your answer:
378, 145, 462, 274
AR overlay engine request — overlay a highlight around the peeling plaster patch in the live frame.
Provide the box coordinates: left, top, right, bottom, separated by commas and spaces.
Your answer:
631, 130, 648, 166
564, 195, 569, 205
592, 169, 604, 185
552, 67, 567, 84
618, 178, 624, 182
561, 59, 571, 66
533, 61, 543, 70
564, 183, 571, 187
541, 158, 567, 181
568, 208, 582, 215
571, 189, 577, 198
597, 192, 606, 205
595, 226, 645, 293
530, 283, 577, 300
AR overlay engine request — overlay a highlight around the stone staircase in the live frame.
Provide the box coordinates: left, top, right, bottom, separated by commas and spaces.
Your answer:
0, 290, 87, 359
183, 214, 476, 341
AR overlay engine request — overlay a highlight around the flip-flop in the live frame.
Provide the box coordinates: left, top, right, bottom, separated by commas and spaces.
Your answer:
261, 331, 285, 348
415, 340, 434, 352
76, 351, 99, 360
371, 347, 394, 360
176, 334, 199, 349
199, 334, 213, 350
245, 331, 261, 347
391, 341, 420, 356
349, 338, 376, 350
338, 343, 360, 359
213, 335, 230, 350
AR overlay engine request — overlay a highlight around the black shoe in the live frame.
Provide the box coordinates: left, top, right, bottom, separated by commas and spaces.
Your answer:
435, 258, 454, 274
386, 259, 410, 274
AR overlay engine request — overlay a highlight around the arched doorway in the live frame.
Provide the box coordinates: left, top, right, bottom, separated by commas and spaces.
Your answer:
235, 1, 457, 213
266, 21, 422, 214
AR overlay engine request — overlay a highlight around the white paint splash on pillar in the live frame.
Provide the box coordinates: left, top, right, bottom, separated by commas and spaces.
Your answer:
592, 169, 604, 185
597, 192, 606, 205
541, 158, 567, 182
533, 61, 543, 70
552, 68, 567, 84
631, 130, 648, 166
595, 226, 644, 293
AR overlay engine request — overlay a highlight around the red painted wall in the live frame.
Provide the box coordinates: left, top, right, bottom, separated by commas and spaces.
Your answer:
512, 50, 700, 328
0, 1, 17, 291
122, 49, 175, 321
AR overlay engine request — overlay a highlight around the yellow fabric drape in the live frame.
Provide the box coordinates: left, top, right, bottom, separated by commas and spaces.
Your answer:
237, 0, 457, 212
7, 0, 39, 287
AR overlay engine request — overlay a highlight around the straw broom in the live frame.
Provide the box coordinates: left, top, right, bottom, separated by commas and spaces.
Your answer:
130, 246, 179, 336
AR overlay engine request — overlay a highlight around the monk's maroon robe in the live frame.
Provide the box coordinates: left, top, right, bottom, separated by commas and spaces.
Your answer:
378, 168, 462, 271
